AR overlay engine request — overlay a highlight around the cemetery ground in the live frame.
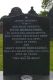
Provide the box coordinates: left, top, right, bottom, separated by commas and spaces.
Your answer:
0, 34, 53, 71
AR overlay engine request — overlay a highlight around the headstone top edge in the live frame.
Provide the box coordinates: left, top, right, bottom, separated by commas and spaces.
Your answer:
8, 6, 38, 17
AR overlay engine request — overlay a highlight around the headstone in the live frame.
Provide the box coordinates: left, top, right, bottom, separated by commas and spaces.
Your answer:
0, 21, 3, 33
48, 7, 53, 39
9, 7, 23, 16
3, 7, 50, 80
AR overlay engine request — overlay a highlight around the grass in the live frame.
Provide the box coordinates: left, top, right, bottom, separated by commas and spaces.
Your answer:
0, 34, 53, 71
50, 41, 53, 71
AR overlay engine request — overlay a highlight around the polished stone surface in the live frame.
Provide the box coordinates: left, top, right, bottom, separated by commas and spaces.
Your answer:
0, 71, 53, 80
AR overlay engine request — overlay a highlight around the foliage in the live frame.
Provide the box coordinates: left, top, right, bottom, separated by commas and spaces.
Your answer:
42, 0, 53, 9
39, 10, 48, 16
42, 0, 49, 9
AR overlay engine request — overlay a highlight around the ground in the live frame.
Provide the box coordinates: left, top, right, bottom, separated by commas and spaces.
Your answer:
0, 34, 53, 71
50, 41, 53, 71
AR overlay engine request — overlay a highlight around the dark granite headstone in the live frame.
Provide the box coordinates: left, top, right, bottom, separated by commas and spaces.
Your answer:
3, 7, 50, 80
48, 7, 53, 39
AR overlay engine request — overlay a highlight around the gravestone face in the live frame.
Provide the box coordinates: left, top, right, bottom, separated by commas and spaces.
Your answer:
3, 7, 49, 80
48, 7, 53, 39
